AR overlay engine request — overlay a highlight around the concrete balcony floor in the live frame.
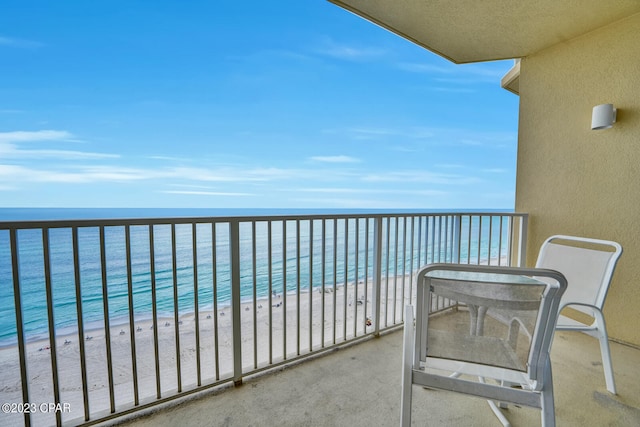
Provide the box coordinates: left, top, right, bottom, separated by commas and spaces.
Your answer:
115, 329, 640, 427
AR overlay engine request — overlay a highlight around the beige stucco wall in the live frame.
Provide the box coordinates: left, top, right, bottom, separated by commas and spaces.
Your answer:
515, 13, 640, 346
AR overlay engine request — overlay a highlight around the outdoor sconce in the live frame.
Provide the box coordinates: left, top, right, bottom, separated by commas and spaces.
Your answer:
591, 104, 616, 130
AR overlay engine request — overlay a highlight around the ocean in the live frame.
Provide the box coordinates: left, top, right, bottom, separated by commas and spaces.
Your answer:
0, 208, 513, 347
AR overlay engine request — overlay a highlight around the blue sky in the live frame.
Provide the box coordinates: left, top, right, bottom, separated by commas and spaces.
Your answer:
0, 1, 519, 210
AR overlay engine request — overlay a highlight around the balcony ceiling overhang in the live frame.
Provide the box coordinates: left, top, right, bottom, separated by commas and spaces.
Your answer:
328, 0, 640, 64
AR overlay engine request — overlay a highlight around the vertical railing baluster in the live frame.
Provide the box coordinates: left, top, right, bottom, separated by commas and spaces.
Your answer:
267, 221, 273, 364
170, 224, 182, 392
443, 215, 449, 262
427, 216, 432, 265
229, 221, 242, 385
384, 217, 390, 328
437, 215, 442, 262
353, 218, 359, 337
401, 216, 407, 322
124, 226, 139, 405
488, 215, 494, 265
372, 217, 382, 337
445, 215, 451, 262
99, 226, 116, 412
519, 215, 529, 267
296, 220, 301, 355
72, 227, 90, 421
364, 218, 370, 333
149, 225, 161, 397
453, 215, 457, 262
332, 219, 337, 345
252, 221, 258, 368
509, 216, 515, 267
309, 220, 313, 350
211, 223, 220, 381
343, 218, 348, 340
498, 216, 504, 266
477, 216, 483, 264
192, 223, 201, 385
42, 228, 62, 426
430, 216, 436, 264
321, 219, 326, 347
467, 216, 473, 265
409, 216, 415, 303
453, 215, 462, 264
439, 216, 445, 262
393, 217, 399, 324
282, 221, 288, 358
416, 216, 422, 270
10, 229, 30, 427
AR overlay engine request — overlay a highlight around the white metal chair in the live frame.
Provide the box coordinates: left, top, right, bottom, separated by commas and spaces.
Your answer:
535, 235, 622, 394
401, 263, 567, 427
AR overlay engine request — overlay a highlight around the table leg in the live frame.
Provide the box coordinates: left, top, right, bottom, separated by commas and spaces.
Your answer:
468, 304, 478, 336
477, 306, 488, 336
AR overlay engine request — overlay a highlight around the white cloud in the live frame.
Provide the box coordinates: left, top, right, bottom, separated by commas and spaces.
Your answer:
398, 61, 509, 84
0, 130, 75, 143
299, 187, 446, 196
290, 196, 446, 209
150, 155, 194, 162
315, 38, 387, 61
161, 190, 253, 197
361, 171, 480, 185
0, 36, 43, 48
459, 139, 484, 146
0, 129, 118, 159
321, 45, 386, 60
170, 166, 299, 182
436, 163, 465, 169
397, 63, 452, 74
430, 87, 475, 93
344, 127, 433, 141
0, 164, 152, 183
0, 163, 315, 186
309, 155, 360, 163
7, 149, 118, 160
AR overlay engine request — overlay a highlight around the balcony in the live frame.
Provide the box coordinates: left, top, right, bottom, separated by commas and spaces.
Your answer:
1, 211, 639, 426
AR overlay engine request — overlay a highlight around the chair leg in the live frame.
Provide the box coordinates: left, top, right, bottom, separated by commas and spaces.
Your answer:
401, 307, 415, 426
594, 311, 616, 394
540, 356, 556, 427
487, 399, 511, 427
479, 377, 511, 426
401, 383, 412, 427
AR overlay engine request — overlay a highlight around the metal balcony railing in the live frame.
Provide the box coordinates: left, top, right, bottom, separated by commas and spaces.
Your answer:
0, 212, 527, 426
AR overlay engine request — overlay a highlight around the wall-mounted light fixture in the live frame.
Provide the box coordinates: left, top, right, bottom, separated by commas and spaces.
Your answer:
591, 104, 616, 130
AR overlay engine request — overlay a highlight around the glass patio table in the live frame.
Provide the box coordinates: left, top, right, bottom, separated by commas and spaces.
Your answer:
423, 269, 546, 336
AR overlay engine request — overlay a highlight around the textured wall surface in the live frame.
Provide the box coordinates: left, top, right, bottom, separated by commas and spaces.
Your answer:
516, 13, 640, 345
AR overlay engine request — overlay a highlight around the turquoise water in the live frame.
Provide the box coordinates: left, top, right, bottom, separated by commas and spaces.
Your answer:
0, 209, 514, 346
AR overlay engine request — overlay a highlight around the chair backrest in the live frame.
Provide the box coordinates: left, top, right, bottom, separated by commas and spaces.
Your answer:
415, 264, 566, 387
535, 235, 622, 315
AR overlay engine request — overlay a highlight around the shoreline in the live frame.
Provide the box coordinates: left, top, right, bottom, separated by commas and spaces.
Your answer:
0, 282, 353, 350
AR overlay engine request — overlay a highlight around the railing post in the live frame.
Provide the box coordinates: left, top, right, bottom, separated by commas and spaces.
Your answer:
372, 217, 383, 337
229, 220, 243, 386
